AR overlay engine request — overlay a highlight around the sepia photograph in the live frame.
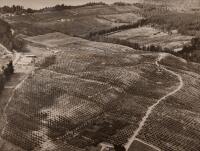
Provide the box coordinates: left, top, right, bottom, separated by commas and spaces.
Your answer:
0, 0, 199, 151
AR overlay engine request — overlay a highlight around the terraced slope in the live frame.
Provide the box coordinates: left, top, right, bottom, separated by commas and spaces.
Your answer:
1, 33, 200, 151
0, 33, 177, 150
136, 55, 200, 151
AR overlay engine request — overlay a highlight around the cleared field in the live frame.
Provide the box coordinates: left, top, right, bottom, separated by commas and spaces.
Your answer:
24, 32, 87, 48
108, 26, 193, 52
98, 13, 143, 24
1, 33, 182, 151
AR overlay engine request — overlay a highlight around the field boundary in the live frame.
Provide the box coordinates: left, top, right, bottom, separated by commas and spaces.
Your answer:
135, 138, 161, 151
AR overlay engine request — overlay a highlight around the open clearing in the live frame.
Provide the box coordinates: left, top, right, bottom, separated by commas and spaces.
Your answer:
98, 13, 143, 24
108, 26, 193, 52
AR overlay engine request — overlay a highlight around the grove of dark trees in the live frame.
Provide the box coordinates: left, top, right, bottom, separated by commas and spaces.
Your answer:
114, 145, 126, 151
40, 2, 106, 12
0, 61, 14, 92
87, 24, 200, 63
0, 5, 36, 15
176, 37, 200, 62
0, 2, 107, 14
134, 3, 200, 37
86, 19, 148, 38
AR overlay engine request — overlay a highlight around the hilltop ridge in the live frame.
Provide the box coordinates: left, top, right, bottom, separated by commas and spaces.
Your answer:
143, 0, 200, 10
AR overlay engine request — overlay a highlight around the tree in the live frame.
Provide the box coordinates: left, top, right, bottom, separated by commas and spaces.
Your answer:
2, 61, 14, 80
191, 37, 200, 49
8, 61, 14, 74
27, 8, 34, 13
114, 145, 126, 151
0, 73, 5, 92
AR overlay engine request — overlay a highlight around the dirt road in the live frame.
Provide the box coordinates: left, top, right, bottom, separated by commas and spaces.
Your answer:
0, 50, 35, 141
125, 53, 184, 151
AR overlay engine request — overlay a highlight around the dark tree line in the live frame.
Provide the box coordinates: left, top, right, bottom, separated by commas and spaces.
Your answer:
135, 3, 200, 36
87, 24, 200, 63
86, 19, 148, 38
176, 37, 200, 62
0, 5, 36, 14
40, 2, 106, 12
90, 36, 167, 52
114, 145, 126, 151
113, 2, 131, 6
0, 61, 14, 92
0, 2, 107, 14
86, 10, 200, 64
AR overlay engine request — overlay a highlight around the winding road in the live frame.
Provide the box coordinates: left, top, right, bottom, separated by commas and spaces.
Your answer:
124, 53, 184, 151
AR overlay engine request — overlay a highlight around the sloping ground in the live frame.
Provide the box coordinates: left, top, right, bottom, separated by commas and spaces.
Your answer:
108, 26, 193, 52
0, 53, 34, 151
4, 4, 141, 37
0, 34, 181, 151
98, 13, 143, 24
0, 44, 11, 56
143, 0, 200, 10
128, 139, 158, 151
136, 55, 200, 151
0, 138, 24, 151
0, 43, 12, 98
0, 19, 13, 51
24, 32, 87, 48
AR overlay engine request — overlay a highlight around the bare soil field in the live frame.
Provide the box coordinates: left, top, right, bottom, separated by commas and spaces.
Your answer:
108, 26, 193, 52
2, 33, 199, 151
24, 32, 87, 48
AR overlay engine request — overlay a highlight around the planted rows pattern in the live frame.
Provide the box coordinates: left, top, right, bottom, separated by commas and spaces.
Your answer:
1, 41, 180, 150
137, 57, 200, 151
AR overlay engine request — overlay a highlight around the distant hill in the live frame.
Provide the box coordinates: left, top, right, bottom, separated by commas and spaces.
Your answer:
143, 0, 200, 10
4, 4, 141, 37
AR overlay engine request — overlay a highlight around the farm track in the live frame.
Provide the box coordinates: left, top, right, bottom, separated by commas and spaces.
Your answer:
1, 52, 35, 136
1, 74, 30, 135
125, 53, 184, 151
134, 138, 161, 151
0, 44, 12, 55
